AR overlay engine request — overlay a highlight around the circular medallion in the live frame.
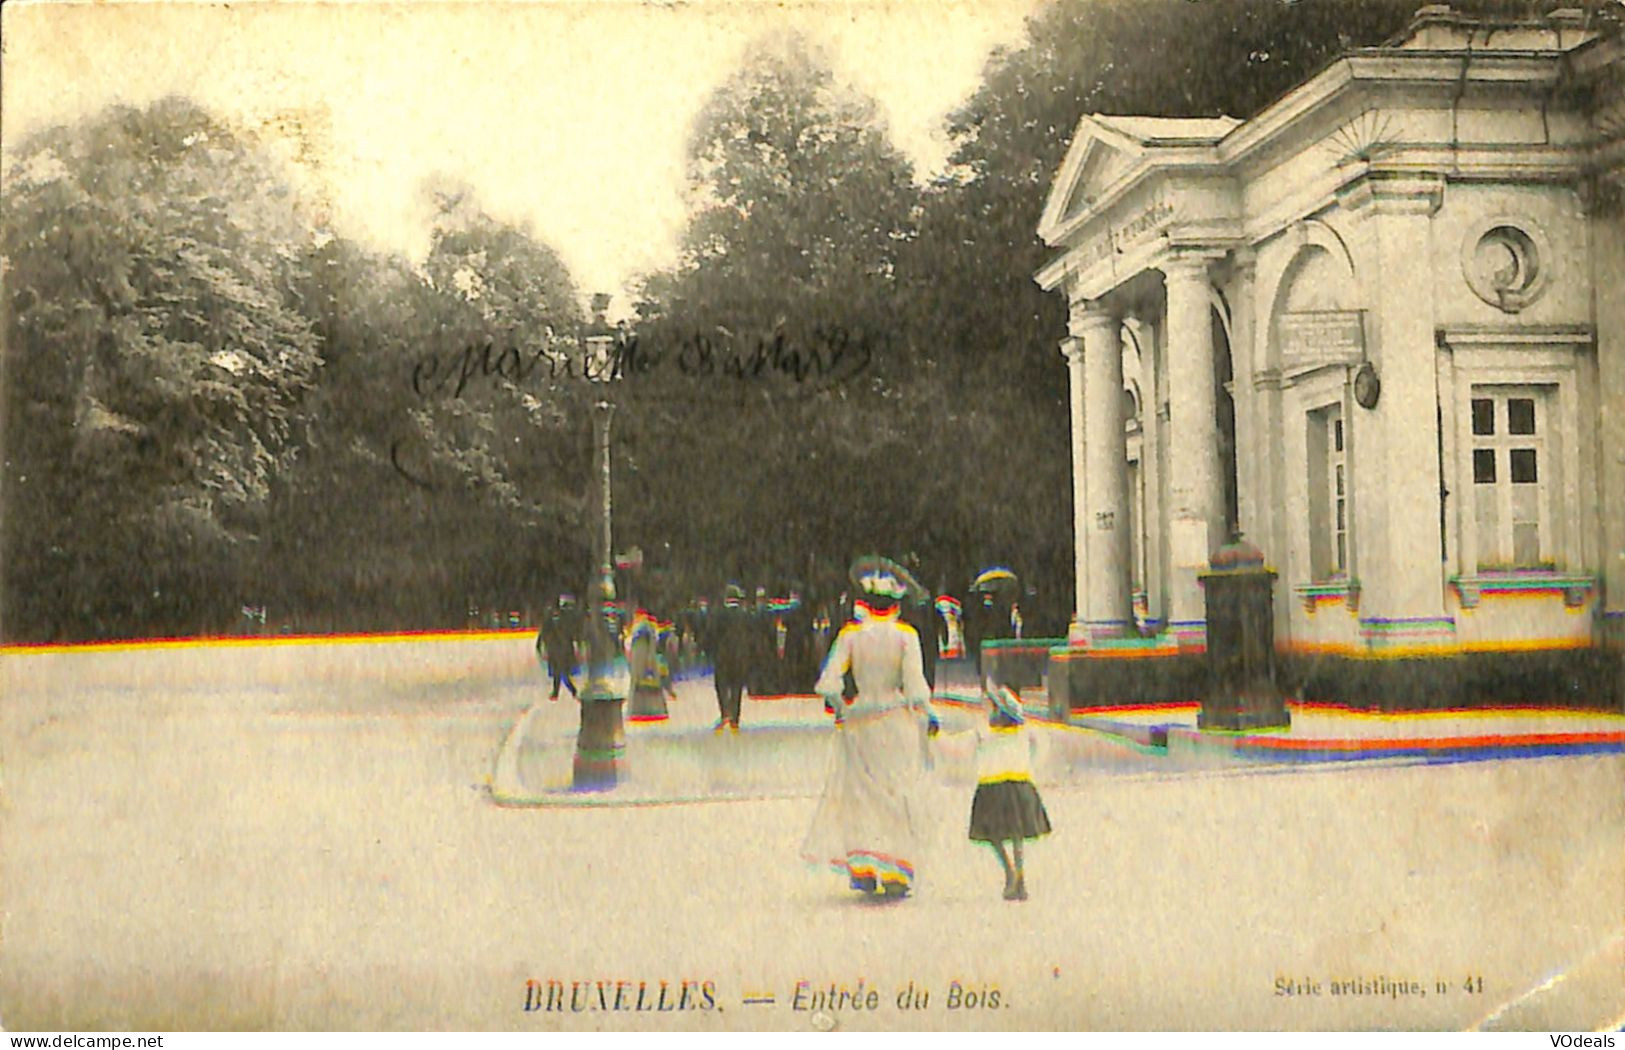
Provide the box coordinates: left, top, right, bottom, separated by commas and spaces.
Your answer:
1353, 362, 1381, 409
1462, 220, 1549, 313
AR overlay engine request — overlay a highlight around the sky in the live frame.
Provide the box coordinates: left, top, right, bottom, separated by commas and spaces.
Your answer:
1, 0, 1044, 309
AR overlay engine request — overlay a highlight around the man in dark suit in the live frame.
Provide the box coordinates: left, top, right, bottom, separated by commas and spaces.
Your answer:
707, 584, 754, 732
782, 588, 815, 694
538, 593, 582, 700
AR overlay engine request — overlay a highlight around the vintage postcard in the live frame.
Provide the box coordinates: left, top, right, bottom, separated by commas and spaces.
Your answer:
2, 0, 1622, 1034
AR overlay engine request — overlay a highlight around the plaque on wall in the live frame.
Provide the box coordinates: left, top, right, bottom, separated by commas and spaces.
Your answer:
1277, 309, 1365, 373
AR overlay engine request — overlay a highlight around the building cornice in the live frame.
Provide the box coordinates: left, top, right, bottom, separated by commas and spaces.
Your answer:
1437, 323, 1596, 352
1217, 51, 1569, 169
1558, 27, 1623, 80
1336, 169, 1445, 215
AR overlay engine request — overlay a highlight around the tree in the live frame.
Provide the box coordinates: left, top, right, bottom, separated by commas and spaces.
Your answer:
621, 31, 934, 601
2, 97, 321, 639
410, 186, 588, 527
639, 30, 917, 343
254, 191, 592, 631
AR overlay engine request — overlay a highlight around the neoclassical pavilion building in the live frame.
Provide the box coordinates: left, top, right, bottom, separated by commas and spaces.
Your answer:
1036, 6, 1623, 705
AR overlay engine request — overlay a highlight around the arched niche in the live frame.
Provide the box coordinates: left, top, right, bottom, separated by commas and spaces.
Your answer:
1258, 220, 1361, 373
1124, 377, 1143, 434
1121, 315, 1154, 417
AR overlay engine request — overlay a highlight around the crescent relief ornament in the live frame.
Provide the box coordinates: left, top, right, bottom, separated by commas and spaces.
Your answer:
1462, 219, 1550, 313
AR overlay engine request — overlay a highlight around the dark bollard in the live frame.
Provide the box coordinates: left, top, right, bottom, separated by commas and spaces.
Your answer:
1198, 534, 1291, 731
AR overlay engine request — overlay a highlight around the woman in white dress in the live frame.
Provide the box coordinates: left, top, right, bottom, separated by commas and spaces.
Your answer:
801, 560, 934, 900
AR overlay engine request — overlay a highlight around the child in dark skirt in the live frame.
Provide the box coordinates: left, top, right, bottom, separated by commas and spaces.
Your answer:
968, 684, 1051, 901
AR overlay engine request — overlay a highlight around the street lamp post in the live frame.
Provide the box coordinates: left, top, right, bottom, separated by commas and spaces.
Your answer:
573, 332, 627, 790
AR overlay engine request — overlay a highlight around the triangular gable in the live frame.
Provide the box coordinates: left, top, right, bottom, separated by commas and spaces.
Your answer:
1038, 114, 1148, 247
1039, 113, 1242, 248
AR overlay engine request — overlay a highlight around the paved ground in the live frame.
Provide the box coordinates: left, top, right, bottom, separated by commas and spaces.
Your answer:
2, 634, 1621, 1031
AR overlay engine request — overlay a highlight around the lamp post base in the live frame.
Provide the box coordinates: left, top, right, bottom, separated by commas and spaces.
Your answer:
573, 696, 626, 791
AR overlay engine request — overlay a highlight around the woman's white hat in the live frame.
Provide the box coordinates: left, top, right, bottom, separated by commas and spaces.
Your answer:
847, 554, 919, 601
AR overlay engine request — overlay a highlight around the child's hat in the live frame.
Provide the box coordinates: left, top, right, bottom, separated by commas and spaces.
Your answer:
989, 684, 1025, 724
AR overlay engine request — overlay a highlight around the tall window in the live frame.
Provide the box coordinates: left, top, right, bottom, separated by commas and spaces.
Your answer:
1308, 404, 1347, 579
1471, 388, 1550, 570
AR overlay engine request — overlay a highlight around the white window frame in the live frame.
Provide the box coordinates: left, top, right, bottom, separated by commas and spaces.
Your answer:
1307, 401, 1349, 581
1468, 386, 1554, 570
1283, 365, 1354, 596
1438, 328, 1591, 580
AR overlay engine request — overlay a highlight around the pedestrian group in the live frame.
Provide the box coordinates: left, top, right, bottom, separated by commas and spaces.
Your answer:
533, 555, 1050, 904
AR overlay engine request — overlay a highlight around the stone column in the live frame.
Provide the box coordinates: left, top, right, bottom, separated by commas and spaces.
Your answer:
1129, 315, 1165, 631
1255, 368, 1289, 641
1163, 253, 1225, 641
1226, 251, 1261, 542
1343, 175, 1448, 642
1591, 176, 1625, 651
1073, 302, 1134, 639
1061, 335, 1089, 642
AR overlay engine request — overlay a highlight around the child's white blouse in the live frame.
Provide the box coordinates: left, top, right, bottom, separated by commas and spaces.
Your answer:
975, 725, 1033, 784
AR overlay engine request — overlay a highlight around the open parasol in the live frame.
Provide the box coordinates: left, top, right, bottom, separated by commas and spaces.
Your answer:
970, 566, 1020, 594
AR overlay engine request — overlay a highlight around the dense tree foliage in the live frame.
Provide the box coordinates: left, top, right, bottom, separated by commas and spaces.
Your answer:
251, 189, 595, 630
1, 102, 592, 638
3, 100, 321, 636
638, 33, 916, 338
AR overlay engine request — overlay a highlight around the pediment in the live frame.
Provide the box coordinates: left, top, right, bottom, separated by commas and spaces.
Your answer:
1039, 113, 1241, 250
1038, 116, 1147, 246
